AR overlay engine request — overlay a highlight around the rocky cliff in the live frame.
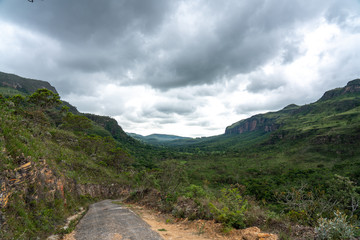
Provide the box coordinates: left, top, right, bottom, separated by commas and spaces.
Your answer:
225, 79, 360, 136
225, 115, 280, 135
318, 79, 360, 101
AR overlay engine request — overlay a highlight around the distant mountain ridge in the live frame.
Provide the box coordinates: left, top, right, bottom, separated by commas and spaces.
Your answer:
0, 71, 57, 94
127, 133, 191, 144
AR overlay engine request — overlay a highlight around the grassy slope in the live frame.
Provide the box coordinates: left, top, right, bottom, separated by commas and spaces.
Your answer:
0, 94, 149, 239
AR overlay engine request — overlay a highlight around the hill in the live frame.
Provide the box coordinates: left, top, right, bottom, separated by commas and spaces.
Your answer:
128, 133, 191, 145
0, 71, 57, 95
161, 79, 360, 154
0, 71, 164, 165
225, 79, 360, 137
0, 73, 174, 239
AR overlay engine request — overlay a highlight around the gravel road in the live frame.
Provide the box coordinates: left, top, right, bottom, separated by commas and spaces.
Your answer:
74, 200, 163, 240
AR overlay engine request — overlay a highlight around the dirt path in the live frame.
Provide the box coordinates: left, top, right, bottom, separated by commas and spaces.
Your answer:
127, 204, 278, 240
72, 200, 163, 240
61, 200, 278, 240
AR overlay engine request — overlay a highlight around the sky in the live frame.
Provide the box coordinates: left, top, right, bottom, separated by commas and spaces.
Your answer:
0, 0, 360, 137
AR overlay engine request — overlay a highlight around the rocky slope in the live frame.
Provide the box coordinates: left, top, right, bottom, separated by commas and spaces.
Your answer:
225, 79, 360, 136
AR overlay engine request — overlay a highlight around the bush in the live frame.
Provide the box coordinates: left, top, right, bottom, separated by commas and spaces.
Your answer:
172, 197, 212, 220
209, 187, 248, 229
315, 211, 355, 240
183, 184, 207, 199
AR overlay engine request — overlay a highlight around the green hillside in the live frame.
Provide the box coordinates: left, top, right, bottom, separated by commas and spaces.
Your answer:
0, 71, 57, 94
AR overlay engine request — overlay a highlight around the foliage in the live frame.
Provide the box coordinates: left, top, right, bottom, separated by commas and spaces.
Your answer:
156, 160, 189, 204
183, 184, 208, 199
27, 88, 61, 109
0, 88, 139, 239
209, 187, 248, 229
61, 112, 92, 131
315, 211, 355, 240
276, 175, 360, 226
9, 94, 26, 107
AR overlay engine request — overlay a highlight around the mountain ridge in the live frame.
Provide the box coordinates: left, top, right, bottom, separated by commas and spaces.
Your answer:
127, 132, 192, 145
0, 71, 57, 94
225, 79, 360, 136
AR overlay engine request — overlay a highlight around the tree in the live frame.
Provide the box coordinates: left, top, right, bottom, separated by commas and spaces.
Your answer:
61, 113, 92, 131
27, 89, 61, 110
157, 160, 188, 202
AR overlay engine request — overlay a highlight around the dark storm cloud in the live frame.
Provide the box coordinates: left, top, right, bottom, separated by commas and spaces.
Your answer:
138, 0, 333, 90
0, 0, 344, 94
0, 0, 171, 42
0, 0, 173, 94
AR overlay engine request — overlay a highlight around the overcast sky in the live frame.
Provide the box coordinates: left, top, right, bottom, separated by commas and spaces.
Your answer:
1, 0, 360, 137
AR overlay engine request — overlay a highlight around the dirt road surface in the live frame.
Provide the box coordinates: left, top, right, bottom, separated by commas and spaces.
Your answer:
74, 200, 163, 240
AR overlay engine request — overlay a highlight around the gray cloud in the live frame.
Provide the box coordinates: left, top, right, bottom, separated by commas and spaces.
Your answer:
0, 0, 171, 43
155, 102, 196, 115
0, 0, 347, 94
246, 72, 287, 93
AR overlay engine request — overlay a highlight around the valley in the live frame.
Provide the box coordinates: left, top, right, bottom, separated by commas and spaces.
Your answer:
0, 71, 359, 239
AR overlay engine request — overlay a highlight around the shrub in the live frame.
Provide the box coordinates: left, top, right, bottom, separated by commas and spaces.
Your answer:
315, 211, 355, 240
27, 89, 61, 110
183, 184, 207, 199
172, 196, 213, 220
61, 113, 92, 131
209, 187, 248, 229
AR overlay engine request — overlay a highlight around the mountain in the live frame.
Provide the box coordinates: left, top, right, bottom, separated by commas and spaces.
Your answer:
226, 79, 360, 136
157, 79, 360, 154
0, 71, 57, 95
128, 132, 191, 145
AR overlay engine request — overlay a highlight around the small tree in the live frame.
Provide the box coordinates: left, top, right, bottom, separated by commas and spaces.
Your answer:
27, 89, 61, 110
9, 95, 26, 107
61, 113, 92, 131
157, 160, 188, 203
209, 187, 248, 229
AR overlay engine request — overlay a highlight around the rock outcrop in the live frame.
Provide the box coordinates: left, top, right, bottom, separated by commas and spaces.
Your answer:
225, 115, 279, 135
0, 160, 130, 211
318, 79, 360, 101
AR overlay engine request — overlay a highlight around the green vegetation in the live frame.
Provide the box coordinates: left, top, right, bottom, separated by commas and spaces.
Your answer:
0, 89, 146, 239
315, 211, 355, 240
209, 187, 248, 230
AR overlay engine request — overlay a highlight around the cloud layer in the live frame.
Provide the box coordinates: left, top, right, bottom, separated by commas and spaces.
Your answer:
1, 0, 360, 136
